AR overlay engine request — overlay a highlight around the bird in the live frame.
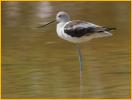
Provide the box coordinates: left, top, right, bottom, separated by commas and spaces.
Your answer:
56, 11, 115, 43
38, 11, 116, 97
38, 11, 116, 73
38, 11, 116, 43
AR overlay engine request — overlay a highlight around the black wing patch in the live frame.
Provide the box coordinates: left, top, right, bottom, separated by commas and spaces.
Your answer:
64, 27, 96, 37
64, 21, 116, 37
64, 20, 102, 37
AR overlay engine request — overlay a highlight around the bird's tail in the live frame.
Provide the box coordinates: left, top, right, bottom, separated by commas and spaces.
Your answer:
96, 27, 116, 37
104, 27, 116, 31
95, 27, 116, 33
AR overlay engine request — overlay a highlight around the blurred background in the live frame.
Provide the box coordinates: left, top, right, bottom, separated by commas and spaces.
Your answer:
2, 1, 130, 98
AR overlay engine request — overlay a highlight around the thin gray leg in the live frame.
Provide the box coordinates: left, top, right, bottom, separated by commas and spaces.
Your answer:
76, 44, 84, 98
76, 44, 83, 73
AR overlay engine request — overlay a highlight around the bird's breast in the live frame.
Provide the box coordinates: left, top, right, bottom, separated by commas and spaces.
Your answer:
57, 22, 68, 38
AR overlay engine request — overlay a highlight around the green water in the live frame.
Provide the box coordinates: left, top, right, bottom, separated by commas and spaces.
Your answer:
2, 1, 130, 98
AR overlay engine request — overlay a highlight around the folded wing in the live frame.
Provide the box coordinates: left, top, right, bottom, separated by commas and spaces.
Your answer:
64, 20, 115, 37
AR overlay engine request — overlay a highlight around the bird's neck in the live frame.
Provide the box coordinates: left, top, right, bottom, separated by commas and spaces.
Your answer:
57, 21, 67, 28
57, 21, 68, 37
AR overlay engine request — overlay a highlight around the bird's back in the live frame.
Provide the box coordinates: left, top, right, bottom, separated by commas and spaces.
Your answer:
64, 20, 114, 37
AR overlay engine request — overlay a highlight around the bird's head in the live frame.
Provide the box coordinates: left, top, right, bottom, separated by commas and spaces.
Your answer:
56, 11, 70, 23
37, 11, 70, 28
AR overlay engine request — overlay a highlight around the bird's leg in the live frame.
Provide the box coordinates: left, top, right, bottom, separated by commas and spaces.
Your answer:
76, 44, 83, 73
76, 44, 84, 98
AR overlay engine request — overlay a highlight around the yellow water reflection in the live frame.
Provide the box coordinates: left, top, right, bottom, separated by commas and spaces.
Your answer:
2, 1, 130, 98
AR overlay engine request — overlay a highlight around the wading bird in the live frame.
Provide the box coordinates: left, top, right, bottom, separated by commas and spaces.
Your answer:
38, 11, 116, 74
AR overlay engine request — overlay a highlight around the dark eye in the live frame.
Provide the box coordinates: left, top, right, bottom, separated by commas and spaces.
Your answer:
58, 15, 62, 17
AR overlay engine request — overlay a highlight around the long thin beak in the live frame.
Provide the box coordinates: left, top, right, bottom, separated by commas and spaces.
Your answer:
37, 20, 56, 28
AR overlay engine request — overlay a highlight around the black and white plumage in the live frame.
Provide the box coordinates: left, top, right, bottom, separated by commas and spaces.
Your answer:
38, 11, 116, 90
56, 11, 115, 43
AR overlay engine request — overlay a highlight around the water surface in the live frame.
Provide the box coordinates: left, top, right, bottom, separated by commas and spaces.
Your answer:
2, 1, 130, 98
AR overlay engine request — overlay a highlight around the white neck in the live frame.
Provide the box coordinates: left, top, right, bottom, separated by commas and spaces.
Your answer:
56, 22, 67, 38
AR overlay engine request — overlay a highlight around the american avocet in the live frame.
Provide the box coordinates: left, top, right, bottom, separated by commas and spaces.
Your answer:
38, 11, 115, 43
38, 11, 116, 97
38, 11, 116, 73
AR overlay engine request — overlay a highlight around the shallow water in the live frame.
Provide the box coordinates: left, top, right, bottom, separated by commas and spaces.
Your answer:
2, 1, 130, 98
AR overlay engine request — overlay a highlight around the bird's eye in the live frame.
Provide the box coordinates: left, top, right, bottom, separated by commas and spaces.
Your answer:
58, 15, 62, 17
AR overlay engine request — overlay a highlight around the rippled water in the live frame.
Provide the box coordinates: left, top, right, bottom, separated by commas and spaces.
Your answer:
2, 1, 130, 98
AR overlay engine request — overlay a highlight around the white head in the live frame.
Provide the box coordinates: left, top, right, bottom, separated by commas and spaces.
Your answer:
56, 11, 70, 23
